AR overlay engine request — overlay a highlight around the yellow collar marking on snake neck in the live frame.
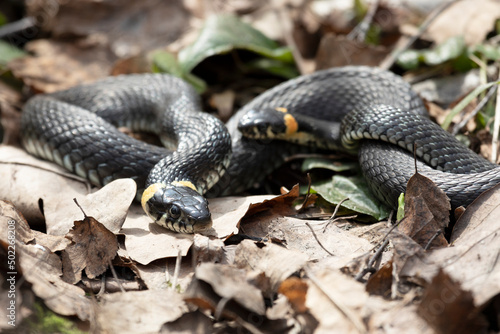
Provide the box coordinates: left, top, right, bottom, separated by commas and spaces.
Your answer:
141, 183, 166, 211
171, 180, 197, 191
276, 107, 288, 113
284, 114, 298, 136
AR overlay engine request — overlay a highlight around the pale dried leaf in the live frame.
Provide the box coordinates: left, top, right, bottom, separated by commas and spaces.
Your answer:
0, 146, 88, 222
95, 289, 187, 334
32, 230, 71, 252
208, 195, 274, 238
425, 0, 500, 45
45, 178, 136, 235
185, 262, 266, 317
134, 258, 193, 291
234, 240, 308, 295
121, 205, 194, 265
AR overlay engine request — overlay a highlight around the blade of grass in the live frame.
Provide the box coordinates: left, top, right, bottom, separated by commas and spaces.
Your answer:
442, 80, 500, 131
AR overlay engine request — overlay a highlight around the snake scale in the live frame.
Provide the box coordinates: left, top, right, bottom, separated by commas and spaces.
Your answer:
21, 66, 500, 233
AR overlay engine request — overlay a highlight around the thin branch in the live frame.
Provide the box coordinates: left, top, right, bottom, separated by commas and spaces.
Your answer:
305, 222, 334, 256
492, 70, 500, 163
424, 230, 443, 250
451, 84, 497, 135
323, 197, 350, 232
380, 1, 456, 70
354, 239, 389, 282
347, 0, 379, 42
172, 249, 182, 290
108, 259, 125, 293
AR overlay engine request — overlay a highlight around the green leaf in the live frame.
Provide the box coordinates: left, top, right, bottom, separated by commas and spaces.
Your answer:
246, 58, 299, 79
311, 175, 390, 220
473, 44, 500, 61
151, 50, 207, 93
396, 36, 466, 70
301, 158, 358, 173
442, 80, 500, 130
178, 14, 294, 73
396, 193, 405, 221
423, 36, 466, 66
0, 40, 27, 68
396, 49, 422, 70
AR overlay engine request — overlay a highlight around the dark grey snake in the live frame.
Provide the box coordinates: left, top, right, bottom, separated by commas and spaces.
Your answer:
21, 66, 500, 233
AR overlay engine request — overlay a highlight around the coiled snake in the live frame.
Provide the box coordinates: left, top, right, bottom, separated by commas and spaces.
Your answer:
21, 66, 500, 233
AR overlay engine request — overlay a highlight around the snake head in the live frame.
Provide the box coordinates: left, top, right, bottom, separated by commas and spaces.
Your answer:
238, 107, 298, 140
141, 183, 212, 233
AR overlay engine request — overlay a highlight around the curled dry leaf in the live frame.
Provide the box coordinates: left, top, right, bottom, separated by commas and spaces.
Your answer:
61, 209, 119, 284
121, 205, 194, 265
398, 172, 450, 249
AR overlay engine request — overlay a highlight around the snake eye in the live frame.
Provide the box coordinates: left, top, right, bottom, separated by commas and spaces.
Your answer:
169, 204, 181, 219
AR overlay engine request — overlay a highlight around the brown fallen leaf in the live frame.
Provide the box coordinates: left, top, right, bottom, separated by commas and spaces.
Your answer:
278, 277, 308, 313
365, 260, 393, 298
61, 201, 118, 283
399, 181, 500, 307
417, 269, 487, 334
398, 172, 450, 250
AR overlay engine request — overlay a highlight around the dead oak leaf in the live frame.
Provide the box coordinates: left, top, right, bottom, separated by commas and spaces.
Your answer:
62, 211, 118, 284
417, 269, 487, 334
398, 172, 450, 249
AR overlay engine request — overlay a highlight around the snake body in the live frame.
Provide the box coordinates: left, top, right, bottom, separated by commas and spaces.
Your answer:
21, 74, 231, 233
21, 66, 500, 232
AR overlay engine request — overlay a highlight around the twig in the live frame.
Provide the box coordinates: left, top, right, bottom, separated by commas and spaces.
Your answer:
424, 230, 443, 250
380, 1, 455, 70
354, 239, 389, 282
492, 70, 500, 163
172, 249, 182, 289
108, 259, 125, 293
347, 0, 379, 42
299, 173, 313, 211
214, 297, 231, 320
275, 7, 309, 75
451, 84, 497, 135
323, 197, 350, 232
305, 222, 334, 256
307, 270, 368, 334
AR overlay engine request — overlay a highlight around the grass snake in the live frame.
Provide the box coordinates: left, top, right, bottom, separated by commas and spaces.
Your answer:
21, 66, 500, 233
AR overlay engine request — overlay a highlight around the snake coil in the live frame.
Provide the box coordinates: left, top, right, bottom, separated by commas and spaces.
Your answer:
21, 66, 500, 232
